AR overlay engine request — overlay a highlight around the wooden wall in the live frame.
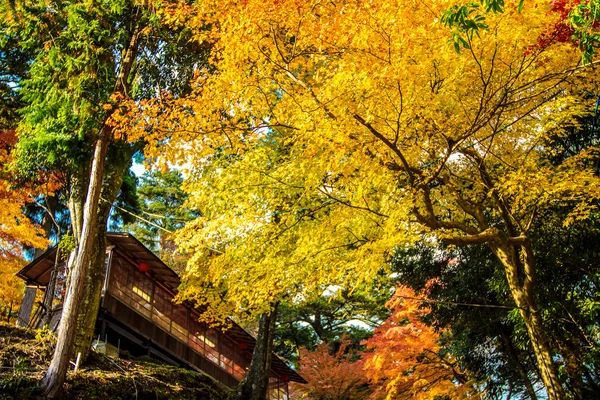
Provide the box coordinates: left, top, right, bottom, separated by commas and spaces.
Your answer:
102, 251, 289, 397
102, 293, 241, 387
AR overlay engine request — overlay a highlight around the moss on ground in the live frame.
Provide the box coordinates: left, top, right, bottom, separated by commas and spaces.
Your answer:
0, 323, 233, 400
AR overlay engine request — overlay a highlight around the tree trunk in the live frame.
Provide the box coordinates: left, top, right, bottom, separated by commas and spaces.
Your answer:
72, 226, 107, 354
237, 304, 279, 400
499, 326, 538, 400
73, 144, 133, 358
492, 242, 565, 400
564, 352, 584, 399
64, 20, 142, 361
522, 304, 564, 400
312, 311, 326, 341
68, 173, 87, 249
40, 20, 141, 397
39, 128, 111, 399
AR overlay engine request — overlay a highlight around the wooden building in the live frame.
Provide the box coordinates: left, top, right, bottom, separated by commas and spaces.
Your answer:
17, 232, 305, 399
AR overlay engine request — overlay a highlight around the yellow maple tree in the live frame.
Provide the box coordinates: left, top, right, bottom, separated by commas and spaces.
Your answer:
0, 131, 49, 322
132, 1, 599, 398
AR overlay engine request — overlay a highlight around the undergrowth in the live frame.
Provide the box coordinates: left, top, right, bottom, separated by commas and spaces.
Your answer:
0, 323, 233, 400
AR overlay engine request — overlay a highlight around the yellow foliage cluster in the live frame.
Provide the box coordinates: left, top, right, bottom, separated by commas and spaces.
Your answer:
133, 0, 599, 328
0, 133, 49, 320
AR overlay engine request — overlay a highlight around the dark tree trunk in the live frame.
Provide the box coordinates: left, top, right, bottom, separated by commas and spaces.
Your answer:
312, 311, 326, 341
499, 326, 538, 400
561, 345, 585, 399
6, 301, 13, 323
39, 128, 111, 399
237, 304, 279, 400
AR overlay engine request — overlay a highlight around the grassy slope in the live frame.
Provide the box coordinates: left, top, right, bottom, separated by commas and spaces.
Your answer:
0, 323, 233, 400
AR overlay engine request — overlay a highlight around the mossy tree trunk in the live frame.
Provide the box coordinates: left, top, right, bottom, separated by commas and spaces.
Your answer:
40, 127, 111, 399
72, 141, 137, 359
490, 240, 565, 400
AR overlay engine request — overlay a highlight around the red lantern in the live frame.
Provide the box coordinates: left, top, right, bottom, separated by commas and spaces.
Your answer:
138, 262, 149, 272
281, 374, 289, 382
239, 342, 249, 350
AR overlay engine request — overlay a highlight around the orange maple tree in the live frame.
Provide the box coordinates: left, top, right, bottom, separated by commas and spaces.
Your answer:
0, 131, 49, 321
291, 341, 369, 400
362, 286, 479, 400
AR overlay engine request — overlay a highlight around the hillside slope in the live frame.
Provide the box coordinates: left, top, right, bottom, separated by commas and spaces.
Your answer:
0, 323, 233, 400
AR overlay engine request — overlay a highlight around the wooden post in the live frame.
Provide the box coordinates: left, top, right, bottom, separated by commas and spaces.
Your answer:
74, 353, 81, 373
99, 315, 107, 343
102, 245, 116, 296
6, 300, 13, 323
16, 284, 37, 328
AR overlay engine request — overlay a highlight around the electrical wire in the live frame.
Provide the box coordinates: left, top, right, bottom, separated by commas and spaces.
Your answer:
395, 294, 522, 310
101, 197, 173, 234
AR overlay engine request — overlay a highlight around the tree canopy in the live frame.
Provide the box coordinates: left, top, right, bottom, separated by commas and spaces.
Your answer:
1, 0, 599, 398
129, 0, 599, 397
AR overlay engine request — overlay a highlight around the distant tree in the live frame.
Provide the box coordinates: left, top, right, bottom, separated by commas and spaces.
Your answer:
290, 341, 369, 400
123, 169, 197, 273
274, 286, 389, 365
362, 286, 480, 400
109, 168, 140, 231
